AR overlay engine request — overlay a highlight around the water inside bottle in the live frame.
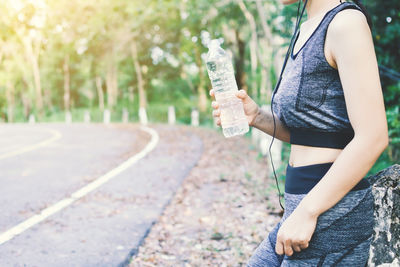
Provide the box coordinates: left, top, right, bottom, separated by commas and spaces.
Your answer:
206, 40, 249, 138
218, 95, 249, 137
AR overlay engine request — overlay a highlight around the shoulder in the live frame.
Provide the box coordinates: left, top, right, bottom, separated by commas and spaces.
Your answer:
327, 7, 372, 61
328, 7, 370, 37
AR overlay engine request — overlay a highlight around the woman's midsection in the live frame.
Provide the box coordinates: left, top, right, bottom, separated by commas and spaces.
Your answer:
289, 144, 343, 167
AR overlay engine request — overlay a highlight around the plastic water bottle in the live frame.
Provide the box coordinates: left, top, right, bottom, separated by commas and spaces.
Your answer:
206, 39, 249, 138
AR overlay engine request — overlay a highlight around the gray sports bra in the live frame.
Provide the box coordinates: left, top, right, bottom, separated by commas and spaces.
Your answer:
272, 2, 365, 149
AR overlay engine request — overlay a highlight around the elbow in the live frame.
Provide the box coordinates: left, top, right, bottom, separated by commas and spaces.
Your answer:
373, 132, 389, 153
378, 126, 390, 152
371, 135, 388, 155
354, 130, 389, 154
381, 134, 389, 152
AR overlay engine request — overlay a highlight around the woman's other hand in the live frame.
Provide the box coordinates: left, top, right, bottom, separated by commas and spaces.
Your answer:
275, 206, 318, 257
209, 88, 260, 127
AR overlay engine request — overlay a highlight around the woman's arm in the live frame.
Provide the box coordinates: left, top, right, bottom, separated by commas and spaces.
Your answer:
210, 88, 291, 143
275, 9, 389, 256
251, 107, 291, 143
297, 8, 388, 218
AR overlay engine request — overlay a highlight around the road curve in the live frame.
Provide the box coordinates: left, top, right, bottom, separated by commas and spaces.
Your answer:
0, 123, 203, 266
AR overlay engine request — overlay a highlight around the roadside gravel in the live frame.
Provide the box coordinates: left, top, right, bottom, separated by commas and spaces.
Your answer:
129, 125, 282, 267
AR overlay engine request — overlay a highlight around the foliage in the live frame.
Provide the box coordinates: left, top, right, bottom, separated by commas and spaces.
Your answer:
366, 0, 400, 165
0, 0, 398, 168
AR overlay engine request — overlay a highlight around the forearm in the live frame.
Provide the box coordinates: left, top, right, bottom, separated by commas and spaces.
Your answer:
297, 134, 388, 217
251, 107, 291, 143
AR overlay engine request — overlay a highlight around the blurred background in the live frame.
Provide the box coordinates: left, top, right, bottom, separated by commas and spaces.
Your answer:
0, 0, 398, 177
0, 0, 400, 174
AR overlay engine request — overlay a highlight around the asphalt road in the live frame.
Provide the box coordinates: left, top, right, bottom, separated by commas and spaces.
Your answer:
0, 123, 203, 266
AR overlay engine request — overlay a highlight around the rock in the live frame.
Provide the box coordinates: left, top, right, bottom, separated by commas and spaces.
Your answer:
210, 232, 224, 241
367, 164, 400, 266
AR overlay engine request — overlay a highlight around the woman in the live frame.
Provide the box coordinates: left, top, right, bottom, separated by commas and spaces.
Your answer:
210, 0, 388, 266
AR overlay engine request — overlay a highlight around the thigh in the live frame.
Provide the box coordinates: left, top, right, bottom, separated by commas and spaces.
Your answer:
322, 235, 372, 266
280, 236, 372, 266
246, 222, 284, 267
282, 188, 374, 266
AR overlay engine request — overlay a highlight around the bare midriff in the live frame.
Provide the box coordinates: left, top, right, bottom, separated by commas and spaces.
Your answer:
288, 144, 343, 167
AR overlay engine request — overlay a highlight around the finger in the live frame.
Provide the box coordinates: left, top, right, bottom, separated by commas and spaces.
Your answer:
293, 244, 302, 253
209, 89, 214, 97
216, 118, 221, 126
275, 239, 284, 255
284, 239, 294, 256
235, 89, 246, 99
299, 241, 309, 250
212, 109, 220, 117
211, 101, 219, 109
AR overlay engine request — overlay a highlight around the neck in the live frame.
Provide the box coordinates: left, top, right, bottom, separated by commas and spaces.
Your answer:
304, 0, 345, 20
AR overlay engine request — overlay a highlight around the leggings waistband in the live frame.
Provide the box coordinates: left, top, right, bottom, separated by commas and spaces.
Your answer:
285, 162, 370, 194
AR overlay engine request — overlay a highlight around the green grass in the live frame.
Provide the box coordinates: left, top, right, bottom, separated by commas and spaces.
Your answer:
7, 105, 396, 174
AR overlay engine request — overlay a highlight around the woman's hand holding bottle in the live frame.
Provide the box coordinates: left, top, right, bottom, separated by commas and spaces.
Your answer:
210, 88, 260, 127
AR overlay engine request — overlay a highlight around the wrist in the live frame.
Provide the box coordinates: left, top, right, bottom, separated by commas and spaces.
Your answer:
297, 198, 322, 219
249, 106, 261, 127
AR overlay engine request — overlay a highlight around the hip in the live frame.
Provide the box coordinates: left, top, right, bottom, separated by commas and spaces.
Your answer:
281, 188, 374, 261
281, 161, 374, 259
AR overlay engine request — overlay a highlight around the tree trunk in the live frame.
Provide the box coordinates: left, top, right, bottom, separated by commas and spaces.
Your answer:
96, 76, 105, 111
23, 36, 43, 115
112, 60, 118, 108
256, 0, 274, 102
195, 45, 207, 112
6, 81, 14, 122
260, 67, 268, 102
63, 54, 70, 111
21, 93, 31, 119
42, 88, 52, 110
128, 86, 134, 105
131, 40, 146, 109
198, 79, 207, 113
105, 52, 119, 110
255, 0, 273, 43
106, 61, 113, 109
238, 0, 258, 98
235, 30, 247, 92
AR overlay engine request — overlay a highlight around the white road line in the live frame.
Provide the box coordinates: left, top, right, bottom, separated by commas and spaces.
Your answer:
0, 128, 62, 160
0, 125, 159, 246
